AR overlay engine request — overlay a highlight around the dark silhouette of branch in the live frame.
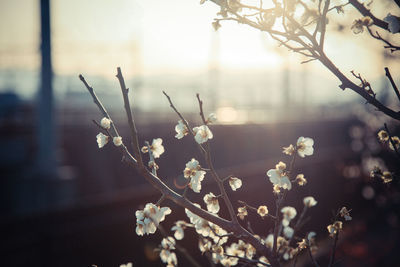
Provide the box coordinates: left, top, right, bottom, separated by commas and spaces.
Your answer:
116, 67, 144, 166
348, 0, 389, 30
385, 67, 400, 102
207, 0, 400, 121
384, 123, 400, 160
367, 28, 400, 53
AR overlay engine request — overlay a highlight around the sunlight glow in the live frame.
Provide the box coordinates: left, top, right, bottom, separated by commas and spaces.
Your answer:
216, 107, 238, 123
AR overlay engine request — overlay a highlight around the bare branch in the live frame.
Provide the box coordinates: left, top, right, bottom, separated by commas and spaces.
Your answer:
367, 28, 400, 53
348, 0, 389, 30
385, 67, 400, 102
196, 93, 239, 224
384, 123, 400, 160
116, 67, 144, 166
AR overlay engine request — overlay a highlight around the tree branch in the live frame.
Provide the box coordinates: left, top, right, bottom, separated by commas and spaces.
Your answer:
348, 0, 389, 30
116, 67, 144, 166
385, 67, 400, 102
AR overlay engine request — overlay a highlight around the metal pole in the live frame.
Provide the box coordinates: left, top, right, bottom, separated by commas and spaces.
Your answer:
37, 0, 56, 177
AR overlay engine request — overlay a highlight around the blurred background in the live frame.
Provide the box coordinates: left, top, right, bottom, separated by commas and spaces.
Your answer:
1, 0, 399, 266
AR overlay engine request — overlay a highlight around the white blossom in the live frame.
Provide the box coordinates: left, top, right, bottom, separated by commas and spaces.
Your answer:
283, 144, 295, 155
211, 245, 225, 264
113, 136, 123, 146
96, 132, 109, 148
384, 13, 400, 33
185, 203, 202, 225
339, 207, 352, 221
296, 136, 314, 157
207, 113, 217, 124
150, 138, 165, 158
229, 177, 242, 191
307, 232, 316, 242
257, 256, 270, 266
283, 226, 294, 239
351, 16, 373, 34
175, 120, 189, 139
193, 125, 213, 144
199, 238, 212, 253
265, 234, 274, 248
183, 159, 206, 193
257, 205, 269, 218
160, 249, 177, 267
203, 192, 220, 213
295, 174, 307, 186
281, 206, 297, 227
303, 196, 318, 207
120, 263, 132, 267
135, 203, 171, 236
100, 117, 111, 129
171, 220, 188, 240
237, 206, 248, 220
224, 242, 245, 266
161, 236, 176, 250
267, 161, 292, 190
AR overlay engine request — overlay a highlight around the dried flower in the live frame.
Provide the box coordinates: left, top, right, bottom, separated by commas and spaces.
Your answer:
327, 221, 342, 236
377, 130, 389, 142
297, 239, 307, 250
382, 171, 393, 183
389, 136, 400, 151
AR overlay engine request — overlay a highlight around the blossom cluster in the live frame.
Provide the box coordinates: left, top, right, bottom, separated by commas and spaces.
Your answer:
135, 203, 171, 236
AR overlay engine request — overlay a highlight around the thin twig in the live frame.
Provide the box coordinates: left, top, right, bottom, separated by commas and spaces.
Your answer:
328, 231, 339, 267
196, 93, 239, 224
384, 67, 400, 102
307, 247, 320, 267
348, 0, 389, 30
224, 254, 271, 266
319, 0, 331, 50
384, 123, 400, 159
116, 67, 144, 166
367, 28, 400, 53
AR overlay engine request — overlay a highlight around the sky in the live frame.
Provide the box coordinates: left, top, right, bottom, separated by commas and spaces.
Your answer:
0, 0, 398, 108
